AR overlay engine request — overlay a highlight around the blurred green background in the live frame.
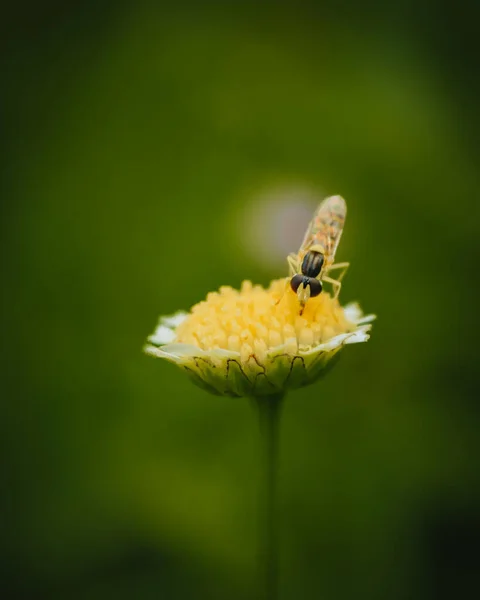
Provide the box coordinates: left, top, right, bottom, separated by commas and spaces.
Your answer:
2, 2, 479, 599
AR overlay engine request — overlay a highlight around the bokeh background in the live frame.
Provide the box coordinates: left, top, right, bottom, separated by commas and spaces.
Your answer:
2, 1, 479, 599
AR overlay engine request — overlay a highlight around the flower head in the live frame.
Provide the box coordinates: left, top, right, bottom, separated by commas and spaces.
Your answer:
144, 278, 375, 397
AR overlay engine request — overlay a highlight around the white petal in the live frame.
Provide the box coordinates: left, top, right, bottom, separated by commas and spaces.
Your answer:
159, 343, 207, 357
143, 344, 184, 363
344, 303, 376, 326
209, 348, 241, 359
266, 343, 289, 358
299, 324, 372, 355
343, 302, 363, 323
161, 311, 188, 328
301, 332, 350, 355
344, 327, 371, 344
148, 324, 176, 345
144, 342, 210, 362
355, 313, 376, 325
319, 332, 352, 351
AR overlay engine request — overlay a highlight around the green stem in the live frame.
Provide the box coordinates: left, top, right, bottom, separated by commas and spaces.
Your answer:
255, 393, 284, 600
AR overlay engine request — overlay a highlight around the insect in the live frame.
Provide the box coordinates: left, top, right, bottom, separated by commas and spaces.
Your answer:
283, 195, 350, 314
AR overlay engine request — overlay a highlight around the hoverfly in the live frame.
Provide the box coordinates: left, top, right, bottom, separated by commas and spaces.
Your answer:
285, 195, 350, 314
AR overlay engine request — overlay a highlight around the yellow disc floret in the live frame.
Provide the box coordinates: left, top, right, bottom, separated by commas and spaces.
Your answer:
175, 279, 356, 363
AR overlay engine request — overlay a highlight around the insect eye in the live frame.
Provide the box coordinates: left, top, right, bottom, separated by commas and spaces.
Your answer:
309, 278, 323, 297
290, 274, 304, 293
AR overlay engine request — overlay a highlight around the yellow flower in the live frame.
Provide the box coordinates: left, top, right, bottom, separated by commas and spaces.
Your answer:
144, 278, 375, 397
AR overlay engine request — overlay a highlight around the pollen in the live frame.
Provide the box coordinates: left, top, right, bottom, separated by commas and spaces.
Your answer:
175, 279, 356, 362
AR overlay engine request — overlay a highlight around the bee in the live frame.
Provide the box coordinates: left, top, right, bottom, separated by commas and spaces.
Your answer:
285, 195, 350, 314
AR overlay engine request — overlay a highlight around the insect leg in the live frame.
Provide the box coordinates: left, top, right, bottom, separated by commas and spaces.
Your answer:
275, 277, 290, 306
322, 275, 342, 299
287, 253, 300, 276
276, 254, 300, 306
326, 261, 350, 282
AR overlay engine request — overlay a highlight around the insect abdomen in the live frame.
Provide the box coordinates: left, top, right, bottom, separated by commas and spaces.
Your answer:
301, 251, 324, 278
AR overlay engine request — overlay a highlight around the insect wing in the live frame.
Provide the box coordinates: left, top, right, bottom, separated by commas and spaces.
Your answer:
298, 195, 346, 262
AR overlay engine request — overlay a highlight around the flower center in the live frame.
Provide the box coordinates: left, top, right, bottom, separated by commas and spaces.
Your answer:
175, 279, 356, 362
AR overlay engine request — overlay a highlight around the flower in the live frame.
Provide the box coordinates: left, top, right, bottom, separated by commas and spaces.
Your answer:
144, 278, 375, 397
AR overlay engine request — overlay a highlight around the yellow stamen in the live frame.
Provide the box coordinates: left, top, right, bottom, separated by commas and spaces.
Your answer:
175, 278, 356, 362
